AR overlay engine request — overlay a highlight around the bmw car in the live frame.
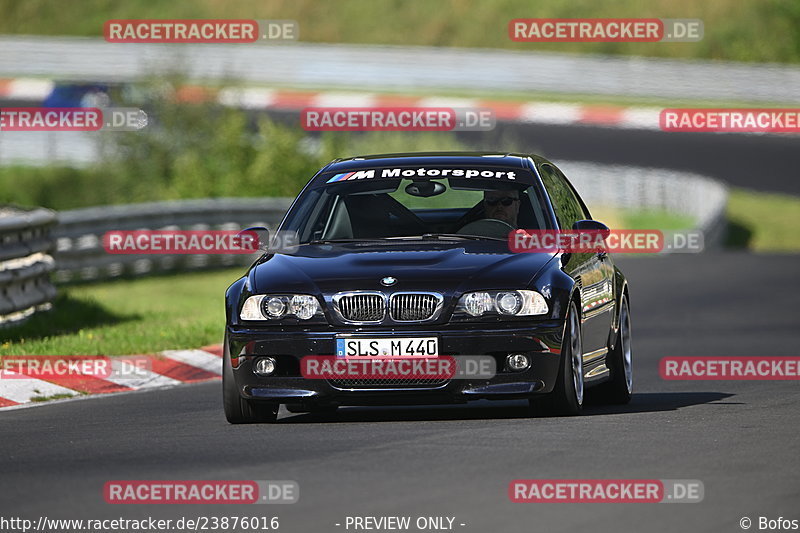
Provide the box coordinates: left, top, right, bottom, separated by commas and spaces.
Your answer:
223, 153, 632, 423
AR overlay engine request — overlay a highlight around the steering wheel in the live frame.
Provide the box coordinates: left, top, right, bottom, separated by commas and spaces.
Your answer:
456, 218, 515, 239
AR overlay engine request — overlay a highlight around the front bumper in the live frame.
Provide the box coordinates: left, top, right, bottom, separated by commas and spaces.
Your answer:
226, 322, 564, 406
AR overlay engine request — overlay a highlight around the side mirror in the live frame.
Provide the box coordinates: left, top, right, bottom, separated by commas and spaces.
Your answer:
238, 226, 270, 251
572, 219, 611, 239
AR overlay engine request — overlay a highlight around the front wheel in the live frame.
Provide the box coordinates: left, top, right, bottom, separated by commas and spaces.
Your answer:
528, 300, 583, 416
223, 341, 279, 424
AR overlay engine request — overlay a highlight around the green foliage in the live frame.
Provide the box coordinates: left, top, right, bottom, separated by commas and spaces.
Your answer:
0, 82, 472, 210
0, 0, 798, 63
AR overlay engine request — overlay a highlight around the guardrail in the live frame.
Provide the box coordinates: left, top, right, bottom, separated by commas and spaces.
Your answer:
49, 160, 728, 285
0, 162, 728, 305
561, 162, 729, 247
1, 37, 798, 104
53, 197, 291, 283
0, 206, 58, 327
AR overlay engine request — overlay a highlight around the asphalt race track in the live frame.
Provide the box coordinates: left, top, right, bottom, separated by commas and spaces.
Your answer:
475, 123, 800, 195
1, 111, 799, 531
1, 251, 798, 532
269, 109, 800, 194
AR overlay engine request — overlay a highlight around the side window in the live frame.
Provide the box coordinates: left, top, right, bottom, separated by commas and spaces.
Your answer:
539, 164, 587, 229
557, 166, 592, 221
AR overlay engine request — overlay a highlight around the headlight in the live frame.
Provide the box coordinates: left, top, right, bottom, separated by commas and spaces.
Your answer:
290, 295, 318, 320
463, 292, 493, 316
265, 297, 286, 318
456, 290, 548, 317
497, 292, 523, 315
240, 294, 322, 321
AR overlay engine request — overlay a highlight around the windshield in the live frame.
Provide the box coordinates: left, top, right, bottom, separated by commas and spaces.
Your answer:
281, 170, 554, 243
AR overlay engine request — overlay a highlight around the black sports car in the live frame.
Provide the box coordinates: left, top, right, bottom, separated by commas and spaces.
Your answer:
223, 152, 632, 423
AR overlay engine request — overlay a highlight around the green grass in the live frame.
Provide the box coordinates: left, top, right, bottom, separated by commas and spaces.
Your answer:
30, 393, 81, 402
608, 189, 800, 252
1, 0, 799, 63
589, 206, 695, 231
620, 209, 695, 230
0, 269, 242, 356
726, 188, 800, 252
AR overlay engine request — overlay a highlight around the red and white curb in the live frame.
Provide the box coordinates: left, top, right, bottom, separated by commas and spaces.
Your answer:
0, 344, 223, 410
212, 87, 664, 131
0, 77, 663, 131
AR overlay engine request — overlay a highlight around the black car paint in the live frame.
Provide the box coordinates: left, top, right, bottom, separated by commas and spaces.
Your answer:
224, 153, 627, 407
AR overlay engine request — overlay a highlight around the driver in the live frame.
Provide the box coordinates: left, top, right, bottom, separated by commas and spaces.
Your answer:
483, 189, 520, 227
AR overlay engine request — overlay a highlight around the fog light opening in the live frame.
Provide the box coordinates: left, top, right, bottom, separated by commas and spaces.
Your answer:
507, 353, 531, 372
254, 357, 277, 376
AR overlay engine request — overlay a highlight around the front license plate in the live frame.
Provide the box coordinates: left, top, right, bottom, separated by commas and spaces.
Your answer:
336, 337, 438, 358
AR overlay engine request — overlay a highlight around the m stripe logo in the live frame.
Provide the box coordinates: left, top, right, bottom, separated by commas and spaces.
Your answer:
326, 170, 376, 182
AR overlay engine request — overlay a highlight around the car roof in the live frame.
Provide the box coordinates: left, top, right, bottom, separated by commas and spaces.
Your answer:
317, 152, 547, 175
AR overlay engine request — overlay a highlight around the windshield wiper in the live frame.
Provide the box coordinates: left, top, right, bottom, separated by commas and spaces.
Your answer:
307, 234, 506, 244
305, 238, 374, 245
388, 233, 506, 242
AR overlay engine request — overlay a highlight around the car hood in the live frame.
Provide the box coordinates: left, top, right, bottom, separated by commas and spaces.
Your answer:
249, 241, 556, 295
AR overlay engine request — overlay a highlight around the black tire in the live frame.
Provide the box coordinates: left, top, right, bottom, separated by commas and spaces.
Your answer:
529, 300, 583, 416
223, 341, 279, 424
593, 294, 633, 404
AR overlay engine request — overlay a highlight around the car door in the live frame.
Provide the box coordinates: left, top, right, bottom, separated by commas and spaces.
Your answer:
539, 163, 615, 357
